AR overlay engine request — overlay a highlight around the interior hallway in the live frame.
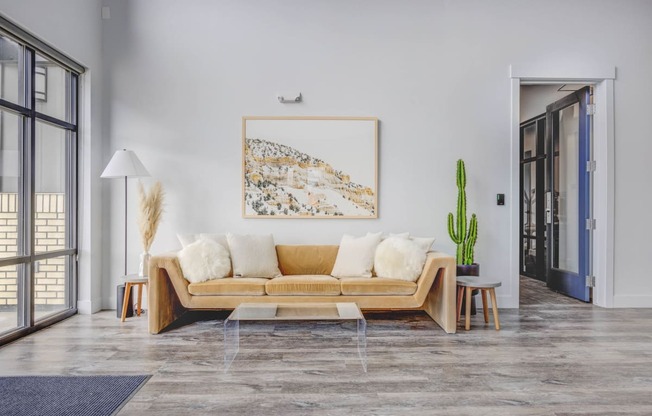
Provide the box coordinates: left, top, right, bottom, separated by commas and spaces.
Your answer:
520, 275, 588, 307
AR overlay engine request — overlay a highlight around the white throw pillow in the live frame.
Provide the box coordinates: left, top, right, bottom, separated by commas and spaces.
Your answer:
177, 233, 199, 248
178, 233, 230, 251
374, 237, 428, 282
331, 232, 383, 278
178, 238, 231, 283
411, 236, 435, 252
381, 233, 434, 252
227, 233, 282, 278
384, 232, 409, 240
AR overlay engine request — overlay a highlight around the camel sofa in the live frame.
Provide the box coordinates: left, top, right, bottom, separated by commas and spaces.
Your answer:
148, 245, 457, 334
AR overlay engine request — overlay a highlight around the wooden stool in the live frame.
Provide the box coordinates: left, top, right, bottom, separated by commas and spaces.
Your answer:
456, 276, 501, 331
121, 275, 148, 322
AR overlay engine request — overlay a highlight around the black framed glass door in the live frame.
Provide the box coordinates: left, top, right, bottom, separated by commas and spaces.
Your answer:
520, 116, 546, 281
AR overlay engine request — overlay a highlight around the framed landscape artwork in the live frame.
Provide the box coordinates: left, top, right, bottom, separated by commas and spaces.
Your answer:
242, 116, 378, 218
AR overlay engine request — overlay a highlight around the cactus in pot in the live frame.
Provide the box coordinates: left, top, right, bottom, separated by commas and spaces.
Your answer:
448, 159, 478, 266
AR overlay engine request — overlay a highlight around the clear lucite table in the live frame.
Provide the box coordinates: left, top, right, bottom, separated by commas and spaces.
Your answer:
224, 302, 367, 372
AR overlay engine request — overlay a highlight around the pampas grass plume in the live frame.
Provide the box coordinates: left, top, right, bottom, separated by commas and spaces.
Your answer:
138, 181, 164, 252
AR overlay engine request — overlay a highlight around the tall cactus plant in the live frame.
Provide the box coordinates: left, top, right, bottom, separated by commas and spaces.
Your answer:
448, 159, 478, 265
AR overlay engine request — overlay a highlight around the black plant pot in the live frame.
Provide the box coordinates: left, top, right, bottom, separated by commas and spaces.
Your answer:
116, 284, 133, 319
457, 263, 480, 316
457, 263, 480, 277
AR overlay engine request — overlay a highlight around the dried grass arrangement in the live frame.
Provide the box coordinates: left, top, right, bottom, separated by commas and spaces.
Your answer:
137, 181, 165, 252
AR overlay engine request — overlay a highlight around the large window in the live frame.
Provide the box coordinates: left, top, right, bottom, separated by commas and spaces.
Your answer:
0, 24, 80, 344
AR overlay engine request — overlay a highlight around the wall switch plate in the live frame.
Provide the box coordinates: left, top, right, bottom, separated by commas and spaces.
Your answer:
101, 6, 111, 19
497, 193, 505, 205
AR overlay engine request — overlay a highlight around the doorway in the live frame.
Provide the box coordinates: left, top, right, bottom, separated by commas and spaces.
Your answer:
509, 65, 616, 309
519, 84, 593, 303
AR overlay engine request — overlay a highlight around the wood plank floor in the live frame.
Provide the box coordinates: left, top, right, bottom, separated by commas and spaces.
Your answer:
1, 286, 652, 415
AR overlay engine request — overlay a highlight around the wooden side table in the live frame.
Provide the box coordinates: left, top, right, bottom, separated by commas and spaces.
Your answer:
456, 276, 501, 331
121, 275, 148, 322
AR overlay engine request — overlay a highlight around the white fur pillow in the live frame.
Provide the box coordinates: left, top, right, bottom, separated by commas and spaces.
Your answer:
381, 233, 435, 252
331, 232, 383, 278
178, 238, 231, 283
374, 237, 427, 282
177, 233, 199, 248
178, 233, 230, 251
199, 233, 229, 251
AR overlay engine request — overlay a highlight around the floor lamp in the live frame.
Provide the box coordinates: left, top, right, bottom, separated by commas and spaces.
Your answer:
101, 149, 150, 277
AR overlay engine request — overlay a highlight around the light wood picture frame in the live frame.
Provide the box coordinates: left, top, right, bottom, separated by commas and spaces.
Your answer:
242, 116, 378, 219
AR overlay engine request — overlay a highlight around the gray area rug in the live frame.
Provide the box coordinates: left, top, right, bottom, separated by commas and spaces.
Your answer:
0, 375, 150, 416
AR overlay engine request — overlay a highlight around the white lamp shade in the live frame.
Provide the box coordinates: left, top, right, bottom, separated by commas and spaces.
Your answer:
101, 149, 150, 178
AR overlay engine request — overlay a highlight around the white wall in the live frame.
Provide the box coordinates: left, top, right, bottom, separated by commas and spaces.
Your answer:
100, 0, 652, 309
0, 0, 105, 313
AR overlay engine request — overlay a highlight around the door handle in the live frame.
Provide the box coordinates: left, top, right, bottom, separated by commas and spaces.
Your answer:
545, 191, 553, 223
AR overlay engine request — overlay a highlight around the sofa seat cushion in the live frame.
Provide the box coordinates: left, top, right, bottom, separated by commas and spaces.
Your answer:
188, 277, 268, 296
265, 275, 341, 296
340, 277, 417, 296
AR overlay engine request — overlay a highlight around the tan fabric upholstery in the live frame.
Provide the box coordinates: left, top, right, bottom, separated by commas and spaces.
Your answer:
188, 277, 268, 296
340, 277, 417, 296
265, 275, 341, 296
419, 252, 457, 334
148, 248, 457, 335
185, 295, 421, 310
276, 245, 339, 275
148, 252, 190, 334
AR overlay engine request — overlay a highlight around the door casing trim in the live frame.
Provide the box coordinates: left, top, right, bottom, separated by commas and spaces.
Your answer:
508, 64, 615, 308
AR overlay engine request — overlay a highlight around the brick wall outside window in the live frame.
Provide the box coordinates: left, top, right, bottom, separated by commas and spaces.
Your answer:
0, 193, 66, 307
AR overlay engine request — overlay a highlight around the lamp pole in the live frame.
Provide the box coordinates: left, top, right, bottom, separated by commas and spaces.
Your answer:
124, 175, 128, 277
101, 149, 150, 279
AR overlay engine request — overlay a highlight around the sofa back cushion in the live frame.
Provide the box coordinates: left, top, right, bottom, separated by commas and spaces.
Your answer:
276, 245, 339, 275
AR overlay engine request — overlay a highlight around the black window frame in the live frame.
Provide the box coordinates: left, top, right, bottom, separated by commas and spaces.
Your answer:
0, 14, 82, 346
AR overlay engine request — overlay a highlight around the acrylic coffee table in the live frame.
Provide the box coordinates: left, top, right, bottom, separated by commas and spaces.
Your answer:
223, 302, 367, 372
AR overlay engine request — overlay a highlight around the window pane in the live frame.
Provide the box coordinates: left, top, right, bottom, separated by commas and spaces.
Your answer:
1, 110, 22, 258
522, 161, 536, 236
0, 35, 23, 105
522, 123, 536, 158
35, 121, 68, 253
0, 264, 20, 334
34, 255, 69, 321
35, 54, 71, 122
554, 103, 580, 273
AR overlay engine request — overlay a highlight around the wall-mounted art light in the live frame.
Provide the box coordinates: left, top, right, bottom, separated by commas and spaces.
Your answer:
277, 92, 302, 103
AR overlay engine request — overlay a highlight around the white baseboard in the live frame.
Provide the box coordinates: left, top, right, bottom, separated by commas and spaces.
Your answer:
104, 296, 116, 311
493, 291, 652, 309
104, 293, 148, 311
459, 294, 518, 309
77, 298, 102, 314
495, 294, 518, 309
613, 295, 652, 308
